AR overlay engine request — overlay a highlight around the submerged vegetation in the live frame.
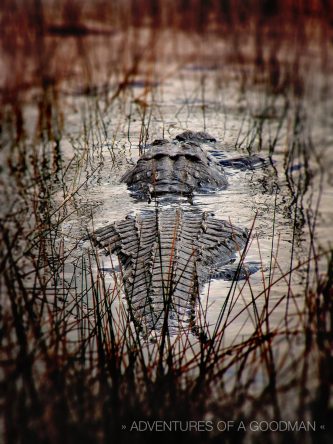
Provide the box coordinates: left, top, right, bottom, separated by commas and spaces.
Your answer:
0, 1, 332, 443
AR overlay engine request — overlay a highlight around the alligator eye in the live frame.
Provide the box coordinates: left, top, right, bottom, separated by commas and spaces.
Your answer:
153, 153, 165, 160
185, 154, 201, 162
151, 139, 169, 146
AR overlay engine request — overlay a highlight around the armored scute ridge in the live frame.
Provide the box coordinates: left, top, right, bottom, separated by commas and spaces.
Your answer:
91, 130, 259, 338
121, 135, 228, 199
93, 208, 248, 336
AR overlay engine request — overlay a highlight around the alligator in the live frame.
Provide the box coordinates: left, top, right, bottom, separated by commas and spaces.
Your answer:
121, 135, 227, 200
91, 131, 263, 338
121, 130, 265, 201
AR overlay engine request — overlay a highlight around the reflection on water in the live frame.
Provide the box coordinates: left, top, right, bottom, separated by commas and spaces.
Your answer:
1, 2, 333, 441
28, 24, 332, 348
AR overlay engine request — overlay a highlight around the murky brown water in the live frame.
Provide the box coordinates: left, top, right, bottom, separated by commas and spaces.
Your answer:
1, 20, 332, 343
1, 5, 333, 441
44, 29, 333, 349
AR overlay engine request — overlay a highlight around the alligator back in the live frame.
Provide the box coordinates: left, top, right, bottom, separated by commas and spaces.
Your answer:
121, 140, 228, 198
93, 208, 248, 336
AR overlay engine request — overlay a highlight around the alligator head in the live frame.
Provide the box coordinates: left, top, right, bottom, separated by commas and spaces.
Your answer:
121, 131, 227, 199
174, 130, 217, 143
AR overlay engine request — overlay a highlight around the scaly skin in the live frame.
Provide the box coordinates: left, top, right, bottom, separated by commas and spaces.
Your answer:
90, 131, 264, 337
93, 208, 248, 337
121, 139, 228, 199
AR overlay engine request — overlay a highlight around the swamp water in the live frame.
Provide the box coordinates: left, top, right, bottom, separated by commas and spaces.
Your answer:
51, 34, 333, 350
1, 15, 333, 443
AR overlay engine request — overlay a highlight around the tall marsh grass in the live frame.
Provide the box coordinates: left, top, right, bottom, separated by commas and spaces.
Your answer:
0, 1, 332, 443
